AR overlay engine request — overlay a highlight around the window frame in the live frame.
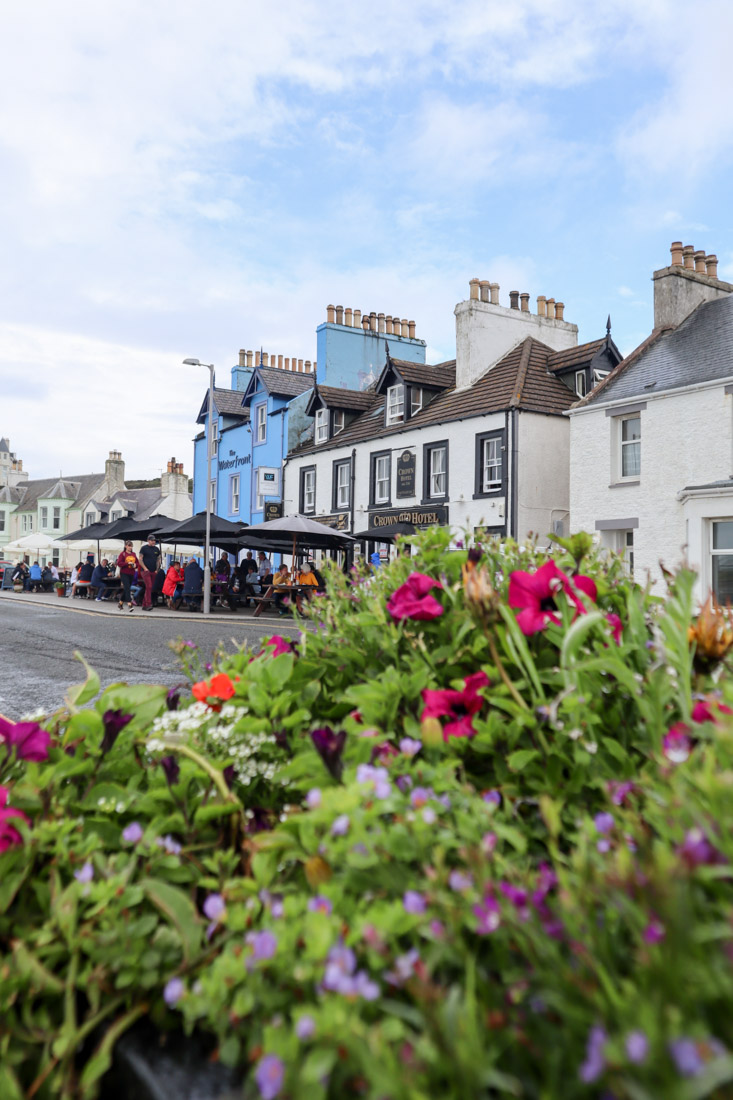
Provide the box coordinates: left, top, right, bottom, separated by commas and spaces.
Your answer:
52, 506, 61, 530
315, 408, 329, 445
332, 458, 351, 511
332, 409, 345, 436
473, 429, 506, 498
40, 505, 48, 528
422, 440, 449, 503
300, 466, 316, 514
410, 386, 423, 417
575, 370, 587, 398
230, 473, 240, 515
255, 403, 267, 444
620, 414, 641, 479
711, 519, 733, 604
211, 418, 219, 457
0, 511, 5, 533
85, 512, 95, 527
370, 450, 392, 507
386, 385, 404, 426
209, 480, 217, 513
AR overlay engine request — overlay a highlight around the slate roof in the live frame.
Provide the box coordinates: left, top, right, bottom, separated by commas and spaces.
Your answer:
289, 338, 576, 458
252, 367, 315, 399
7, 473, 106, 512
576, 293, 733, 408
0, 438, 10, 453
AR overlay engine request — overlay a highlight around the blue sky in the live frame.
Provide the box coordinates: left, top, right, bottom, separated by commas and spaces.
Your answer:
2, 0, 733, 478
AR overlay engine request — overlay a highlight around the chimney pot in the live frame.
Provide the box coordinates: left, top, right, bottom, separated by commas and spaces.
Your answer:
683, 245, 695, 269
298, 359, 304, 372
378, 312, 385, 333
555, 301, 565, 321
305, 360, 311, 373
276, 354, 282, 369
520, 292, 530, 313
167, 460, 173, 472
385, 315, 393, 334
345, 307, 353, 327
546, 298, 555, 320
238, 349, 246, 366
327, 304, 336, 323
509, 290, 520, 310
284, 358, 290, 370
408, 320, 416, 338
479, 279, 490, 302
255, 351, 260, 366
354, 308, 362, 328
369, 311, 377, 332
706, 254, 719, 278
670, 241, 684, 266
536, 295, 546, 317
262, 352, 269, 366
694, 250, 707, 273
469, 277, 480, 301
490, 282, 500, 305
246, 350, 253, 368
401, 318, 409, 337
336, 305, 344, 325
362, 314, 370, 330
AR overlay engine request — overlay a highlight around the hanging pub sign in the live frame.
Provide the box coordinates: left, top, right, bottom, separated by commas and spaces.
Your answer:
315, 513, 349, 531
368, 505, 448, 528
264, 502, 283, 522
396, 450, 416, 498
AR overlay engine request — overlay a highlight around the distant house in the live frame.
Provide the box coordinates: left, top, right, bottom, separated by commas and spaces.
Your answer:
569, 241, 733, 601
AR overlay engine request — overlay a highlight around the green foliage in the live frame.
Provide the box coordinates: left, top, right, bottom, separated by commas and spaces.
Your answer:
2, 531, 733, 1098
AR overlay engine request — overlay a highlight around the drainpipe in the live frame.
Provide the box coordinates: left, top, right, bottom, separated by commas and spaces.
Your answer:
510, 409, 519, 539
349, 448, 356, 569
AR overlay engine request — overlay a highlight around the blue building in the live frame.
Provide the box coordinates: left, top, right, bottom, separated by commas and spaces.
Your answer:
192, 306, 427, 530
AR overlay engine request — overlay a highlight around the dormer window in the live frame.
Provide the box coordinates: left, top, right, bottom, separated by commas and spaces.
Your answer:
315, 408, 328, 444
410, 387, 423, 416
386, 384, 404, 425
333, 410, 345, 435
574, 371, 587, 398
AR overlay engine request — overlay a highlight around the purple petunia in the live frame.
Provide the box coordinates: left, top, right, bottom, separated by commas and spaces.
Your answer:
307, 895, 333, 915
579, 1026, 607, 1083
399, 737, 422, 757
246, 929, 278, 964
668, 1038, 703, 1077
122, 821, 143, 844
473, 895, 500, 934
594, 812, 614, 834
163, 977, 184, 1007
403, 890, 427, 914
255, 1054, 285, 1099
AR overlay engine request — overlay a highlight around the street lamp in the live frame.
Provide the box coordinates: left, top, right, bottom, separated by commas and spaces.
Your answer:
183, 357, 214, 615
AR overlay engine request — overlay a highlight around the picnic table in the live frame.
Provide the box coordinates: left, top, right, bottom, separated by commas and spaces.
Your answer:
253, 584, 316, 618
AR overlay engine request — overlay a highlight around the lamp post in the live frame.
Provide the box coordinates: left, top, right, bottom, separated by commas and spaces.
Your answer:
183, 357, 214, 615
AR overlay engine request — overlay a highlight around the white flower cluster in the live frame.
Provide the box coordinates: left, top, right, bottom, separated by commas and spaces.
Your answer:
148, 702, 213, 744
204, 726, 283, 786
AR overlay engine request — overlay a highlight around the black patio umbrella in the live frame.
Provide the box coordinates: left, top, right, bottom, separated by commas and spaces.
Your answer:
61, 522, 114, 542
103, 514, 173, 540
353, 522, 417, 542
152, 511, 246, 543
240, 513, 355, 560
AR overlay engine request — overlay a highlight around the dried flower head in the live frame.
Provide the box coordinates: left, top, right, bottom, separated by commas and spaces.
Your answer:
689, 595, 733, 672
462, 562, 501, 623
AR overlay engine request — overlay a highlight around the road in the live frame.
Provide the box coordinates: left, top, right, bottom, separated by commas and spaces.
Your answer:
0, 601, 302, 720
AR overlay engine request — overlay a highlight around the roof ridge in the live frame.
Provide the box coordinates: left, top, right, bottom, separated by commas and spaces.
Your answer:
510, 337, 534, 407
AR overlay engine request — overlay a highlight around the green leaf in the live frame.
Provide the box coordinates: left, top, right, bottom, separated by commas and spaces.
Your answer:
141, 878, 201, 963
560, 610, 605, 668
0, 1066, 23, 1100
194, 801, 241, 826
507, 748, 539, 772
11, 939, 64, 993
301, 1046, 338, 1084
66, 651, 101, 708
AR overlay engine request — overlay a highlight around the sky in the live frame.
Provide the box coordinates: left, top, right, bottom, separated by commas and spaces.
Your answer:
2, 0, 733, 479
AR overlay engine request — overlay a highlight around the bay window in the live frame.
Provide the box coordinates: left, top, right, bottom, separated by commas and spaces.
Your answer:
712, 520, 733, 604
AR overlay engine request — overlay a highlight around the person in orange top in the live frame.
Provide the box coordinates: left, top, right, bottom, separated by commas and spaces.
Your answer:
116, 541, 140, 611
297, 563, 318, 587
162, 560, 185, 609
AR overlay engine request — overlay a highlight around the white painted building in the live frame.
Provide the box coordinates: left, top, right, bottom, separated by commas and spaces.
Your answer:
569, 242, 733, 602
284, 280, 619, 546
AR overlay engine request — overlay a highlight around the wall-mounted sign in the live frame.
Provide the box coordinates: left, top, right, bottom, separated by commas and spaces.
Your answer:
316, 513, 349, 531
218, 452, 250, 472
256, 467, 280, 495
368, 506, 448, 528
264, 502, 284, 522
396, 450, 416, 498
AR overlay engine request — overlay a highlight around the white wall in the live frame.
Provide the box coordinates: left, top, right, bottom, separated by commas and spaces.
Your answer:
517, 412, 570, 542
570, 384, 733, 593
455, 299, 577, 390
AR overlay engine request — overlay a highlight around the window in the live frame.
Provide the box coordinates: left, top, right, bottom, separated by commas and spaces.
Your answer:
424, 442, 448, 501
111, 510, 121, 521
0, 512, 4, 532
333, 410, 345, 435
230, 474, 240, 514
52, 549, 59, 566
712, 521, 733, 604
333, 460, 351, 510
300, 467, 316, 514
386, 385, 404, 425
575, 371, 587, 398
593, 369, 610, 384
371, 452, 391, 506
624, 530, 634, 576
315, 408, 328, 445
474, 430, 505, 497
53, 507, 61, 530
410, 387, 423, 416
22, 514, 33, 532
621, 416, 641, 478
212, 419, 219, 457
209, 480, 216, 513
255, 404, 267, 444
40, 506, 48, 527
85, 512, 95, 526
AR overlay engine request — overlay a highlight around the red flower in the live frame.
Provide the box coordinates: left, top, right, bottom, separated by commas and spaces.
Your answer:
0, 715, 50, 762
508, 561, 597, 636
421, 671, 490, 740
387, 573, 444, 622
192, 672, 236, 704
0, 786, 29, 853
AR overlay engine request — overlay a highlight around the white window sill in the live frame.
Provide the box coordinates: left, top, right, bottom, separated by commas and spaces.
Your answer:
608, 480, 640, 488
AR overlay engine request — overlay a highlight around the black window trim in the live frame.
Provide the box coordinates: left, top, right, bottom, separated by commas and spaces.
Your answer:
331, 456, 352, 512
473, 428, 507, 499
299, 465, 317, 514
369, 449, 392, 508
422, 439, 449, 505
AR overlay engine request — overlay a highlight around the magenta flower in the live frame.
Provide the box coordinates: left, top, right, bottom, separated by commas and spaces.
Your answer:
263, 635, 297, 658
421, 671, 490, 740
691, 696, 733, 724
255, 1054, 285, 1099
473, 894, 500, 934
643, 917, 665, 944
403, 890, 427, 914
122, 821, 143, 844
310, 727, 347, 780
663, 723, 692, 764
607, 780, 634, 805
606, 612, 623, 644
387, 573, 444, 621
0, 785, 29, 853
0, 715, 50, 762
481, 831, 497, 855
508, 560, 597, 635
100, 709, 133, 754
163, 977, 185, 1007
678, 827, 725, 868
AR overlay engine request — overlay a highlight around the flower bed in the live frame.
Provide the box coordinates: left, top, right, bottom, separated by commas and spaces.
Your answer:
2, 529, 733, 1099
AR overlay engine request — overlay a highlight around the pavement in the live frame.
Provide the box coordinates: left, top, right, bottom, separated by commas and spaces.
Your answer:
0, 589, 303, 720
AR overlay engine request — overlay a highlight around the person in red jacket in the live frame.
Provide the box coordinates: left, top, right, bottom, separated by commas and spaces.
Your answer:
116, 541, 140, 611
162, 560, 184, 609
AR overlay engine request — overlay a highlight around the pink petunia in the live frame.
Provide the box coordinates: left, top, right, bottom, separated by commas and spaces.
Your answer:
0, 785, 29, 853
421, 671, 490, 740
387, 573, 444, 622
691, 696, 733, 724
508, 560, 597, 636
606, 613, 623, 645
0, 716, 51, 762
663, 723, 692, 764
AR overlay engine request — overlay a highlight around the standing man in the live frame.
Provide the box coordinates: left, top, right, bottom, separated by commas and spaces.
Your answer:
138, 535, 161, 611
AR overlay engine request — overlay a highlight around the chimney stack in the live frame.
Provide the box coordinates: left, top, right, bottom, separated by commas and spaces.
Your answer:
670, 241, 684, 266
490, 283, 500, 305
520, 292, 530, 313
653, 240, 733, 329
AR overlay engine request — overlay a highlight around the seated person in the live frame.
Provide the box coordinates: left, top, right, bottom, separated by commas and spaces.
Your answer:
28, 561, 43, 592
69, 562, 83, 596
41, 565, 55, 592
307, 561, 326, 589
214, 552, 231, 578
257, 550, 273, 589
297, 563, 318, 587
162, 561, 184, 608
91, 559, 110, 601
12, 562, 29, 589
272, 563, 292, 614
183, 557, 204, 610
151, 566, 166, 606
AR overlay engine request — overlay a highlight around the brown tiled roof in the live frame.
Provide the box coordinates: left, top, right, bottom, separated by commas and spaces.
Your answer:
389, 357, 456, 389
255, 366, 315, 398
288, 338, 574, 457
547, 339, 606, 373
314, 386, 378, 411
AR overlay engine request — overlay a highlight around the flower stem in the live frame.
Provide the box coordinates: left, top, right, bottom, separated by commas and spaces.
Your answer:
486, 632, 529, 711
